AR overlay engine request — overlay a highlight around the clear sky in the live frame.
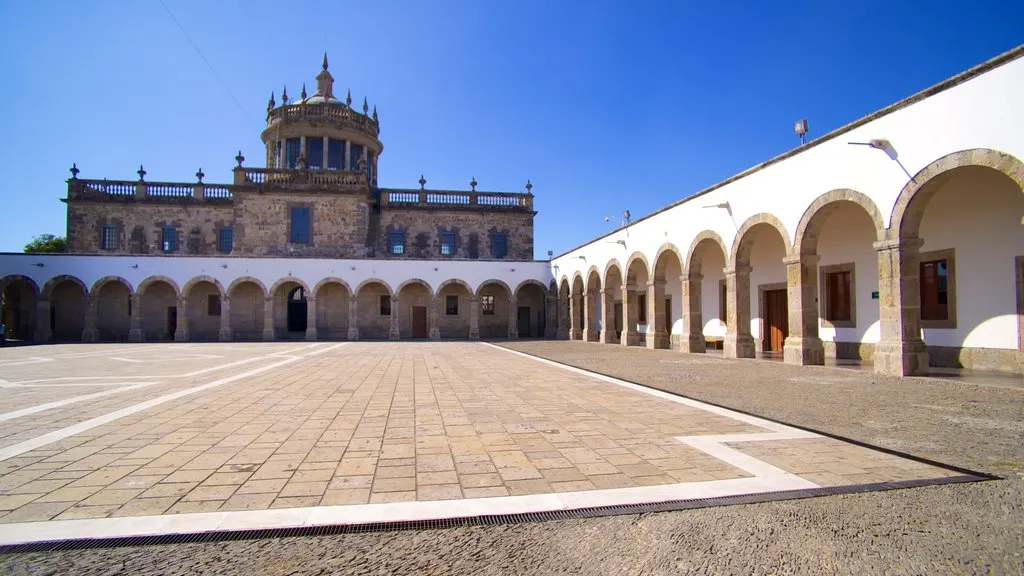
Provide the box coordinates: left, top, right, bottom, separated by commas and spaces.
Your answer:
0, 1, 1021, 256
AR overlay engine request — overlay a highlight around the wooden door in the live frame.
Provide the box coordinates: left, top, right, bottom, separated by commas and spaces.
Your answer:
763, 289, 788, 352
167, 307, 177, 340
517, 306, 531, 337
411, 306, 427, 338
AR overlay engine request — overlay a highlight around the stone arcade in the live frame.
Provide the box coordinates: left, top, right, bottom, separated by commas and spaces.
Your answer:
2, 47, 1024, 379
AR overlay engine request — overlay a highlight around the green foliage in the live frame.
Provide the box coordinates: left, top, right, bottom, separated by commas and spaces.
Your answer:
23, 234, 68, 254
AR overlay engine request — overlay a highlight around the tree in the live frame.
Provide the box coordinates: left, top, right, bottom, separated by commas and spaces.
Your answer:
23, 234, 68, 254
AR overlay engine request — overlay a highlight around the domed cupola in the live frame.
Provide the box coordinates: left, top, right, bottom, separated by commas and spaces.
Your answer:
261, 54, 382, 185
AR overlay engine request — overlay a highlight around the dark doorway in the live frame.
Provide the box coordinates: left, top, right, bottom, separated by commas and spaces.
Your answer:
287, 287, 307, 333
412, 306, 427, 338
518, 306, 531, 337
167, 307, 177, 340
614, 302, 623, 338
763, 289, 788, 352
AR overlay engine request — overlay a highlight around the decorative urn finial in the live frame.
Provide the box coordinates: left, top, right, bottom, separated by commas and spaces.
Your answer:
69, 163, 80, 179
419, 175, 427, 190
346, 89, 352, 107
300, 83, 307, 100
137, 164, 146, 182
196, 168, 205, 183
525, 179, 533, 193
235, 150, 245, 167
362, 97, 368, 114
470, 177, 477, 192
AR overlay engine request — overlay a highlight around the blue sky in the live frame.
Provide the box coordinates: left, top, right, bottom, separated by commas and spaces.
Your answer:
0, 1, 1021, 256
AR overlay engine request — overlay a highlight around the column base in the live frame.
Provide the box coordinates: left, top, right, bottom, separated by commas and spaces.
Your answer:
174, 328, 189, 342
621, 330, 640, 346
570, 329, 582, 341
347, 327, 359, 341
679, 333, 706, 354
430, 327, 440, 340
388, 328, 400, 340
874, 339, 929, 377
81, 329, 98, 343
507, 329, 519, 340
646, 331, 670, 350
599, 329, 619, 344
584, 329, 599, 343
128, 329, 144, 343
783, 336, 825, 366
469, 327, 480, 340
219, 328, 233, 342
557, 329, 569, 340
262, 329, 275, 342
723, 334, 756, 359
305, 328, 318, 341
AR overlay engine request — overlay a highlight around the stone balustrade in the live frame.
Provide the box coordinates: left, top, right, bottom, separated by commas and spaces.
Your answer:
266, 101, 379, 139
68, 179, 234, 202
383, 189, 534, 211
234, 167, 367, 188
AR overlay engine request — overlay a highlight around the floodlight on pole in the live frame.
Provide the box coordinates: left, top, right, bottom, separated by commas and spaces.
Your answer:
848, 138, 914, 182
794, 119, 809, 145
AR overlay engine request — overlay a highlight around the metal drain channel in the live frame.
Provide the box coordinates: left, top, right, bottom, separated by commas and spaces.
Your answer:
0, 474, 985, 554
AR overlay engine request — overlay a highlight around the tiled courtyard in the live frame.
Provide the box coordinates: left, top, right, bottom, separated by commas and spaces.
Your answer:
0, 342, 968, 544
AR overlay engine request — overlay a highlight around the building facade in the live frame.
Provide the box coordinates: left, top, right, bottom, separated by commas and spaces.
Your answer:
2, 47, 1023, 380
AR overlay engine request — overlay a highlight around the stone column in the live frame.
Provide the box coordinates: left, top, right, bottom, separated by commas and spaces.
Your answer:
873, 238, 929, 376
345, 141, 351, 170
347, 295, 359, 340
469, 296, 480, 339
174, 297, 189, 342
430, 297, 441, 340
262, 297, 275, 341
557, 294, 570, 339
545, 295, 557, 339
507, 295, 519, 339
299, 135, 306, 163
570, 293, 583, 340
219, 297, 232, 341
783, 255, 825, 365
621, 284, 640, 346
388, 296, 400, 340
36, 298, 51, 343
128, 294, 143, 342
583, 289, 599, 342
81, 295, 99, 342
646, 280, 669, 349
680, 273, 706, 353
599, 288, 617, 344
322, 135, 330, 169
723, 266, 755, 358
305, 296, 318, 341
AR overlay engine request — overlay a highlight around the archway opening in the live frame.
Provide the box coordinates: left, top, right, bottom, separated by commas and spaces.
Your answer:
515, 282, 547, 338
287, 287, 308, 334
437, 281, 472, 339
397, 281, 431, 339
228, 281, 265, 341
356, 281, 392, 339
1, 277, 38, 343
316, 281, 350, 339
652, 248, 683, 349
140, 280, 178, 341
185, 280, 223, 341
604, 264, 624, 343
624, 258, 649, 346
95, 280, 131, 342
688, 238, 727, 351
478, 281, 511, 339
49, 279, 86, 341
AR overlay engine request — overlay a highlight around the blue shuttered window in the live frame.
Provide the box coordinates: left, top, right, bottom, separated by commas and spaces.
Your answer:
161, 227, 177, 253
290, 207, 311, 244
491, 233, 508, 258
388, 231, 405, 255
218, 228, 233, 253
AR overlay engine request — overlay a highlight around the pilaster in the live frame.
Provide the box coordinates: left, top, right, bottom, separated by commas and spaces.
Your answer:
545, 295, 557, 339
388, 296, 400, 340
599, 288, 618, 344
583, 289, 599, 342
219, 296, 232, 341
873, 238, 929, 376
128, 294, 143, 342
723, 266, 755, 359
430, 297, 441, 340
646, 279, 669, 349
174, 297, 189, 342
679, 273, 706, 353
621, 284, 640, 346
347, 295, 359, 340
782, 255, 825, 365
469, 296, 480, 339
570, 294, 583, 340
35, 298, 51, 343
557, 294, 570, 339
305, 296, 318, 341
81, 295, 98, 342
262, 297, 275, 341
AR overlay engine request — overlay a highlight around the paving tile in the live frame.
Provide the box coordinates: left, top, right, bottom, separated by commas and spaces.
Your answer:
279, 481, 328, 498
417, 484, 462, 501
321, 489, 371, 505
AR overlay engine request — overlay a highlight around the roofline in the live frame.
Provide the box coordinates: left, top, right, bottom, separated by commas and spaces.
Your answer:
551, 43, 1024, 261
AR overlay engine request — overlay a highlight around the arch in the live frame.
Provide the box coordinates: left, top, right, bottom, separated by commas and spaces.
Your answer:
396, 278, 434, 296
624, 251, 651, 284
729, 213, 793, 269
0, 275, 40, 295
476, 278, 512, 298
603, 259, 624, 287
89, 275, 134, 297
514, 279, 548, 297
684, 230, 729, 276
437, 278, 474, 294
313, 277, 353, 299
269, 276, 312, 297
584, 266, 602, 293
890, 148, 1024, 239
42, 275, 88, 299
355, 277, 394, 296
227, 276, 268, 299
180, 275, 223, 298
138, 275, 182, 298
794, 189, 886, 256
652, 242, 685, 281
558, 276, 570, 296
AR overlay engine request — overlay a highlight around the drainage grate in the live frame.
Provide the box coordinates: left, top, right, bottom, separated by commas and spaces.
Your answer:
0, 474, 985, 554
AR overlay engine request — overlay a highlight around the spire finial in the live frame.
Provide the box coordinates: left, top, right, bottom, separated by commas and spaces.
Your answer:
322, 51, 328, 71
235, 150, 245, 167
267, 91, 275, 111
346, 89, 352, 107
282, 85, 288, 105
300, 82, 307, 100
362, 97, 368, 114
372, 105, 378, 122
69, 163, 80, 179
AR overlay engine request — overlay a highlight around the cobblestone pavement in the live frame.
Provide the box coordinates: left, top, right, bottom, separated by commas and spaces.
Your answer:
0, 341, 1020, 574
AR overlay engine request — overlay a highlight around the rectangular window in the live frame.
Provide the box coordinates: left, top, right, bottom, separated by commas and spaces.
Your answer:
379, 294, 391, 316
307, 138, 324, 170
161, 227, 177, 253
440, 231, 456, 256
388, 231, 405, 255
491, 233, 508, 258
481, 295, 495, 315
825, 270, 853, 323
719, 280, 728, 324
638, 294, 647, 324
274, 141, 281, 168
290, 207, 311, 244
446, 295, 459, 316
367, 151, 375, 182
207, 294, 221, 316
921, 259, 949, 321
285, 138, 301, 169
327, 139, 344, 170
101, 225, 117, 251
218, 228, 233, 253
350, 144, 364, 171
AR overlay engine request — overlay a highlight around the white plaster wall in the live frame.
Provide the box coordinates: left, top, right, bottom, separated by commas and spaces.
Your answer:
816, 203, 880, 346
552, 53, 1024, 350
700, 247, 727, 338
748, 228, 787, 344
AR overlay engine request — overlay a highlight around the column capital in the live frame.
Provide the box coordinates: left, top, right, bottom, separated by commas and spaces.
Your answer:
647, 279, 667, 288
873, 238, 924, 252
782, 254, 820, 266
724, 265, 752, 276
682, 272, 703, 282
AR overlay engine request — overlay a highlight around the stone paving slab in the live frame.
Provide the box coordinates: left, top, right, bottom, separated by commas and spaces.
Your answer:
0, 342, 964, 536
